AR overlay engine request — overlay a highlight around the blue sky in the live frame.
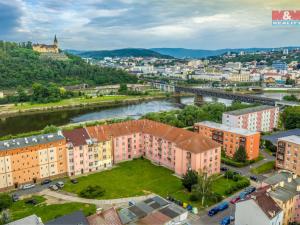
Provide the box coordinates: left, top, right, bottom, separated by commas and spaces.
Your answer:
0, 0, 299, 50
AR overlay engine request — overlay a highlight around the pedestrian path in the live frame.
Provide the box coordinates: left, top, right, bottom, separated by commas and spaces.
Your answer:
40, 189, 155, 206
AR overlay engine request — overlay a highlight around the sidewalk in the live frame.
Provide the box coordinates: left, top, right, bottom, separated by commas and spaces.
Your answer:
39, 189, 155, 207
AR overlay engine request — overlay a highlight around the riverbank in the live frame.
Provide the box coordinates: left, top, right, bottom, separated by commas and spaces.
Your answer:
0, 94, 170, 118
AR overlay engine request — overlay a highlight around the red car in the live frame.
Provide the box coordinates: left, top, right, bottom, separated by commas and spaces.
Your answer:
230, 197, 240, 204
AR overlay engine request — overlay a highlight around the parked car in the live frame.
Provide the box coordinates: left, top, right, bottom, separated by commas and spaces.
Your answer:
239, 191, 248, 200
56, 181, 64, 188
25, 199, 37, 205
220, 167, 228, 172
245, 186, 256, 195
49, 184, 59, 191
71, 179, 78, 184
220, 216, 234, 225
208, 202, 229, 216
220, 216, 231, 225
12, 194, 19, 202
250, 175, 258, 181
230, 196, 240, 204
20, 183, 35, 190
208, 208, 219, 217
129, 200, 136, 206
41, 179, 52, 185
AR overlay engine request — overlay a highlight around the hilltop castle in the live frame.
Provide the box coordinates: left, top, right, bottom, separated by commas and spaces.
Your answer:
32, 35, 59, 53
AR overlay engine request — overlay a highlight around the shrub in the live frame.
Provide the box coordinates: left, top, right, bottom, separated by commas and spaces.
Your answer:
182, 170, 198, 192
79, 185, 105, 199
0, 194, 12, 211
189, 193, 199, 202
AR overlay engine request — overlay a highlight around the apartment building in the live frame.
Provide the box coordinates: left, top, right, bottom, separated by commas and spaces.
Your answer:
222, 105, 279, 132
86, 126, 113, 169
63, 128, 113, 176
0, 132, 67, 190
276, 135, 300, 176
235, 189, 283, 225
194, 121, 260, 160
262, 172, 300, 224
99, 120, 221, 176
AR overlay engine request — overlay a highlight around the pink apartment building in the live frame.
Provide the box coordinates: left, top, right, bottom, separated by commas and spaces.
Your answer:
97, 120, 221, 176
222, 105, 279, 132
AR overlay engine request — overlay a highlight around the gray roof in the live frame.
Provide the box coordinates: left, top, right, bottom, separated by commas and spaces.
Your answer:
0, 132, 64, 151
7, 215, 44, 225
279, 135, 300, 145
45, 211, 88, 225
264, 171, 300, 202
224, 105, 277, 116
262, 129, 300, 145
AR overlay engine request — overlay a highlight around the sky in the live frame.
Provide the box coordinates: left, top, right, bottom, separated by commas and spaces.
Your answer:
0, 0, 300, 50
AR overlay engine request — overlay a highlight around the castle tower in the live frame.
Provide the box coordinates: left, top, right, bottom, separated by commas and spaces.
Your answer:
54, 35, 58, 47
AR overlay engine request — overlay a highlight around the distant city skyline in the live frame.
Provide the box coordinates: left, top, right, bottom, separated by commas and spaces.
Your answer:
1, 0, 300, 50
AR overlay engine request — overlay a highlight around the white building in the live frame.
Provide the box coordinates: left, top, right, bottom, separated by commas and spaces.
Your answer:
225, 62, 242, 70
222, 105, 279, 132
235, 190, 283, 225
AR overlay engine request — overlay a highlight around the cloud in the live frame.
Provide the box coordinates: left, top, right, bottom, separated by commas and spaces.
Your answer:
0, 0, 300, 49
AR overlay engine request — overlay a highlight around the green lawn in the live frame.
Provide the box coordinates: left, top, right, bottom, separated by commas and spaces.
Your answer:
64, 159, 183, 199
64, 159, 248, 209
9, 195, 96, 223
250, 161, 275, 175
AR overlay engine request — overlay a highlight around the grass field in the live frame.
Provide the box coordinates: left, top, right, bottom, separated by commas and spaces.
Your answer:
9, 195, 96, 223
64, 159, 248, 208
250, 161, 275, 175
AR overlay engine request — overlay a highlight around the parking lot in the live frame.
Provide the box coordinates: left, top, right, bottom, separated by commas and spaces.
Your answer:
12, 178, 67, 197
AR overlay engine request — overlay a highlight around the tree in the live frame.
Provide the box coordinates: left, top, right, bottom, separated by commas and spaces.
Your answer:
118, 83, 128, 94
16, 86, 28, 102
0, 194, 12, 211
43, 125, 59, 134
192, 171, 217, 206
182, 170, 198, 192
282, 106, 300, 129
234, 146, 247, 162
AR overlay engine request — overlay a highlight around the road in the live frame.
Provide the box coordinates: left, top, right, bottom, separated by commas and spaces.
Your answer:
222, 149, 275, 182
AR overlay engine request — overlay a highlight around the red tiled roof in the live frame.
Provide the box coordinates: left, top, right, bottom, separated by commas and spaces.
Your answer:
91, 119, 220, 154
241, 189, 282, 219
87, 208, 122, 225
62, 128, 91, 146
137, 211, 171, 225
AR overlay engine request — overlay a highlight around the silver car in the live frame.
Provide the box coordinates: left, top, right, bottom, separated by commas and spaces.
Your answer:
20, 183, 35, 190
49, 184, 59, 191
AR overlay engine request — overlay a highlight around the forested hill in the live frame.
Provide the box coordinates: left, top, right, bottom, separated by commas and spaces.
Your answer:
0, 41, 137, 89
68, 48, 173, 59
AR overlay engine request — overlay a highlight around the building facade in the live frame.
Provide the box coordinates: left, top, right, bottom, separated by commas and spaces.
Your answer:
194, 121, 260, 160
32, 35, 59, 53
0, 132, 67, 190
0, 119, 221, 190
222, 105, 279, 132
276, 135, 300, 176
100, 120, 221, 176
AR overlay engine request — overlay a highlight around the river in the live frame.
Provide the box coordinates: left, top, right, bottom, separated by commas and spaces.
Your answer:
0, 92, 297, 137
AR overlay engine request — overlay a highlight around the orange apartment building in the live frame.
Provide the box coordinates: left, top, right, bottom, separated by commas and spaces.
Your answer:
276, 135, 300, 176
194, 121, 260, 160
0, 132, 67, 190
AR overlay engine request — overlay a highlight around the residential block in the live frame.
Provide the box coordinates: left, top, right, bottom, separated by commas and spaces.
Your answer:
194, 121, 260, 160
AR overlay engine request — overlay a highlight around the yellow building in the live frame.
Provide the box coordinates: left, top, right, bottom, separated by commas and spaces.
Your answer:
32, 35, 59, 53
86, 126, 113, 169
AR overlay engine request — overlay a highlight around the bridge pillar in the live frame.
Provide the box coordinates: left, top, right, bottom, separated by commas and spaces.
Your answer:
194, 94, 204, 106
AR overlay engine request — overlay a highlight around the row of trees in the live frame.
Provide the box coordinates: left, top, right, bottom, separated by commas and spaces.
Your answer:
282, 106, 300, 129
0, 41, 137, 89
0, 83, 79, 104
142, 101, 257, 128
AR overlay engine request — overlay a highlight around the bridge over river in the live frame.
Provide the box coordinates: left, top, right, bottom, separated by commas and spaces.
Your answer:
150, 82, 300, 107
